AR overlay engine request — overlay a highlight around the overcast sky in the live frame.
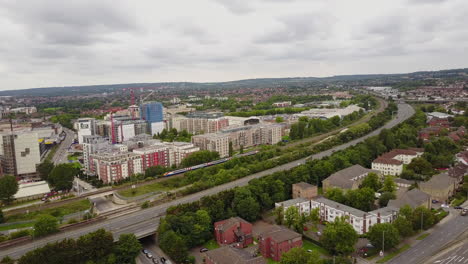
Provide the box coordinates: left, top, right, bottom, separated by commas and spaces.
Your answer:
0, 0, 467, 90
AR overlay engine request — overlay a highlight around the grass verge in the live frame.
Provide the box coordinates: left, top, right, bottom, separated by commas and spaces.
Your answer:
202, 239, 220, 250
416, 233, 430, 240
117, 182, 172, 198
6, 199, 91, 222
376, 244, 411, 263
0, 222, 34, 232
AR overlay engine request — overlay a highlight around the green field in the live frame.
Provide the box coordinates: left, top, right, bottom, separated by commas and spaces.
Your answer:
376, 244, 411, 263
6, 199, 91, 222
117, 182, 172, 197
302, 239, 329, 257
0, 222, 34, 232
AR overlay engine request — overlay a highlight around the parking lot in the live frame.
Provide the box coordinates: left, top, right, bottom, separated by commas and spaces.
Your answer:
137, 237, 173, 264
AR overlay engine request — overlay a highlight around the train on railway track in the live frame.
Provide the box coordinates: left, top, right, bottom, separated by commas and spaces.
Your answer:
162, 150, 259, 177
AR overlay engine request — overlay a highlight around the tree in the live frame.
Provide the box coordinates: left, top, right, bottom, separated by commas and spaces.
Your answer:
346, 187, 375, 212
0, 209, 4, 223
0, 256, 14, 264
399, 205, 413, 220
37, 160, 55, 181
378, 192, 396, 207
181, 150, 220, 167
381, 176, 396, 193
0, 175, 18, 204
159, 230, 188, 263
229, 141, 234, 157
392, 216, 413, 237
360, 173, 382, 191
407, 157, 433, 176
280, 247, 322, 264
115, 234, 142, 264
276, 116, 284, 123
309, 207, 320, 225
367, 223, 400, 250
48, 163, 79, 190
285, 206, 300, 229
320, 217, 358, 255
234, 196, 260, 222
77, 228, 114, 261
412, 207, 434, 230
325, 188, 346, 204
144, 165, 167, 178
275, 205, 284, 225
34, 214, 59, 237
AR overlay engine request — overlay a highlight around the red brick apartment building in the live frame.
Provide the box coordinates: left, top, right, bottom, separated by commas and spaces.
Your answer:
214, 217, 253, 248
258, 226, 302, 262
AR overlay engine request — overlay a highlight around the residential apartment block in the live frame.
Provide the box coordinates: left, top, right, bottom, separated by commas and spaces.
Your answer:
192, 123, 282, 157
372, 148, 423, 176
132, 144, 169, 170
322, 164, 380, 192
89, 152, 143, 184
258, 226, 302, 262
0, 131, 41, 179
172, 112, 229, 134
214, 217, 253, 248
292, 182, 317, 199
419, 172, 458, 203
275, 198, 312, 216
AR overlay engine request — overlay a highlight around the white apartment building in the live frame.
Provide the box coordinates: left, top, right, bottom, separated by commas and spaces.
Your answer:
372, 149, 423, 176
77, 118, 96, 144
90, 152, 143, 184
192, 133, 230, 157
0, 131, 41, 179
165, 142, 200, 167
275, 198, 312, 216
310, 197, 398, 234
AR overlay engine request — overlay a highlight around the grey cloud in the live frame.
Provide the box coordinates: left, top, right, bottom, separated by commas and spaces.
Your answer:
1, 1, 137, 46
255, 13, 334, 44
408, 0, 449, 4
212, 0, 253, 14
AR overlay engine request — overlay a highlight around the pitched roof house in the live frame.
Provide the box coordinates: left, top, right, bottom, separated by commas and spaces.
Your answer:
322, 164, 380, 191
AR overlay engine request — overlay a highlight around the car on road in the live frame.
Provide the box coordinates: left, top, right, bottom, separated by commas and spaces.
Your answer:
200, 248, 209, 253
432, 200, 439, 204
461, 209, 468, 216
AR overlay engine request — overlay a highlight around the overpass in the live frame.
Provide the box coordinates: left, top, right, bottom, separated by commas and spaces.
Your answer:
0, 102, 415, 260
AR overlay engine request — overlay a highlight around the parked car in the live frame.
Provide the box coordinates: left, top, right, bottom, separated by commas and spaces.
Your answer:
160, 257, 167, 263
200, 248, 209, 253
152, 259, 159, 264
142, 249, 149, 254
454, 206, 463, 210
461, 209, 468, 216
432, 200, 439, 204
146, 253, 153, 259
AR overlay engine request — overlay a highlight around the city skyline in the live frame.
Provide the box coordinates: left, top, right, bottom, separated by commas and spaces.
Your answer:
0, 0, 467, 90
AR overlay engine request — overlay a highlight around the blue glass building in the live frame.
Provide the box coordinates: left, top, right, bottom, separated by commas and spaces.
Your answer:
140, 102, 164, 123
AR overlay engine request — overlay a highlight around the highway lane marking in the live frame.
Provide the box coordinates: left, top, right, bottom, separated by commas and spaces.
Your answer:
459, 257, 465, 262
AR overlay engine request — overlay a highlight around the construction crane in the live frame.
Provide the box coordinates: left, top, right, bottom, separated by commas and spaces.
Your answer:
140, 90, 155, 105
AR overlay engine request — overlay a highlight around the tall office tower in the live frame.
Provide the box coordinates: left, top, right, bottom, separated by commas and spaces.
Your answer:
77, 118, 96, 144
0, 131, 41, 179
140, 102, 165, 135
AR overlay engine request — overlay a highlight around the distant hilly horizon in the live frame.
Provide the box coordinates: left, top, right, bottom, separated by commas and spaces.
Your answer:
1, 67, 467, 97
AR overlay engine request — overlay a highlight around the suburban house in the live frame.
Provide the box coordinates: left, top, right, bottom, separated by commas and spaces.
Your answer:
205, 246, 266, 264
322, 164, 380, 192
394, 178, 414, 189
388, 188, 432, 209
275, 198, 311, 216
419, 173, 458, 203
258, 226, 302, 262
292, 182, 318, 199
448, 162, 468, 183
427, 117, 450, 128
418, 126, 443, 141
214, 217, 253, 248
310, 197, 398, 235
372, 148, 423, 176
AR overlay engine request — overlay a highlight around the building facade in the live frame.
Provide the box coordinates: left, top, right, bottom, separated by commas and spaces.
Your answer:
77, 118, 96, 144
292, 182, 317, 199
132, 145, 169, 170
214, 217, 253, 248
140, 102, 165, 135
89, 152, 143, 183
0, 131, 41, 179
258, 226, 302, 262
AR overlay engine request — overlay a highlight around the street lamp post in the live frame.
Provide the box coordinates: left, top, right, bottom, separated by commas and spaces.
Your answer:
420, 212, 424, 231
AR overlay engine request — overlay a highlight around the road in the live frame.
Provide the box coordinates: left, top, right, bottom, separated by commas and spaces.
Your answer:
389, 210, 468, 264
429, 237, 468, 264
0, 102, 414, 260
51, 127, 75, 165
